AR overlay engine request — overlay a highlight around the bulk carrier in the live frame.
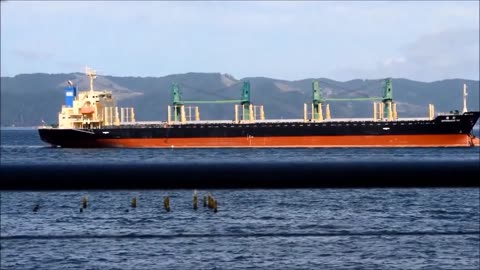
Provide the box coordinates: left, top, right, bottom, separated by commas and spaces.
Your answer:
38, 67, 480, 148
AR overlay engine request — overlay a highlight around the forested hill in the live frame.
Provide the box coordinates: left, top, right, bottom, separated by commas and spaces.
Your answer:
1, 72, 478, 127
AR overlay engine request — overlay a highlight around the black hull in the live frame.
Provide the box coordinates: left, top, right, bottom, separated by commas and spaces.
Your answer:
38, 112, 480, 148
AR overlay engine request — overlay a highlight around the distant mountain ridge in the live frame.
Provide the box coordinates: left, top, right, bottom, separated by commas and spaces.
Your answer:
1, 72, 478, 127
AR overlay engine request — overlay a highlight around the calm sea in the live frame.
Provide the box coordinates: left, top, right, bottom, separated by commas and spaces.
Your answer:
1, 129, 479, 269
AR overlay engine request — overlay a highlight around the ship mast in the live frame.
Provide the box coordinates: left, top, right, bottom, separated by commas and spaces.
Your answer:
462, 83, 468, 113
85, 66, 97, 93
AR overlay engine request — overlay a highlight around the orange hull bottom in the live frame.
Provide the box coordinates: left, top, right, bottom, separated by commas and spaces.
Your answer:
97, 134, 476, 148
473, 137, 480, 146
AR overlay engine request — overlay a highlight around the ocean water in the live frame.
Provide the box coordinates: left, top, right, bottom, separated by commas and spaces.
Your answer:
1, 129, 479, 269
1, 129, 480, 165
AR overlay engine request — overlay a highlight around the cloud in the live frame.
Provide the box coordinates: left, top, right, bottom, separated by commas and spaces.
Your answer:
1, 1, 478, 80
383, 57, 407, 67
385, 28, 479, 81
12, 48, 54, 61
57, 61, 87, 71
330, 28, 479, 82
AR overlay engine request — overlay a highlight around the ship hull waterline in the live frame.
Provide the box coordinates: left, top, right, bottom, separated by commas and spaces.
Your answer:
38, 111, 480, 148
39, 133, 476, 148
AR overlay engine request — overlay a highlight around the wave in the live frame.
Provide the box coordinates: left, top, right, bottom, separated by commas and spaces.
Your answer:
2, 231, 478, 240
0, 145, 48, 149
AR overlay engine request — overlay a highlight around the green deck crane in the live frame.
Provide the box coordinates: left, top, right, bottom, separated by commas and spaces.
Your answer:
381, 78, 393, 118
171, 81, 251, 121
312, 78, 394, 119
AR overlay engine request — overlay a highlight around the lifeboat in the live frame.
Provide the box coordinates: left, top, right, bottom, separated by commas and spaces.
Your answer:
80, 101, 95, 114
80, 107, 94, 114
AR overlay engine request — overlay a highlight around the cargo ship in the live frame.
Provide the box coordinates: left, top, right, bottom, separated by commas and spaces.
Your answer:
38, 67, 480, 148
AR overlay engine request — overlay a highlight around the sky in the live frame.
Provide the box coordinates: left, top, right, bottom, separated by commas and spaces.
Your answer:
1, 1, 479, 82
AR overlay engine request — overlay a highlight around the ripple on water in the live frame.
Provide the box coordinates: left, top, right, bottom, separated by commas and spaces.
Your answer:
1, 189, 479, 269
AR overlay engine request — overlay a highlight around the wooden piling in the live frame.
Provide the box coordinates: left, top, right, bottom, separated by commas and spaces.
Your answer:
82, 196, 88, 209
193, 190, 198, 210
131, 197, 137, 208
207, 194, 213, 209
163, 196, 170, 212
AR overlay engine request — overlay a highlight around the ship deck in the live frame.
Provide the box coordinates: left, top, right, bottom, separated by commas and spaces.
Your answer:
117, 117, 434, 127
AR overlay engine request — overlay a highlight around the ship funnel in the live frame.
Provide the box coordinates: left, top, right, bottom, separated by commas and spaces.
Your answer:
64, 82, 77, 108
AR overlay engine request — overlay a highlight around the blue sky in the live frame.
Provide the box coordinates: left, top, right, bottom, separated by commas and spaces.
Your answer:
1, 1, 478, 81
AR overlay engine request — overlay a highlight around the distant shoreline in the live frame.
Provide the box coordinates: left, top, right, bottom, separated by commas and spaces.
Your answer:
0, 126, 38, 130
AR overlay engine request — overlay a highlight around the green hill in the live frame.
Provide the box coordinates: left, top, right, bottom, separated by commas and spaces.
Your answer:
1, 73, 478, 127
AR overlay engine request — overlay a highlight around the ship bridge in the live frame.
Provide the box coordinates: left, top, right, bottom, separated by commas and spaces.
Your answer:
57, 67, 135, 129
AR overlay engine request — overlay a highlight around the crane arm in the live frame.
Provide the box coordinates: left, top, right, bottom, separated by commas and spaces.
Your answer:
182, 100, 243, 104
324, 97, 383, 102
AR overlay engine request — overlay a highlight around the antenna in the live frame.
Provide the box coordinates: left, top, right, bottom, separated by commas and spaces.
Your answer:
462, 83, 468, 113
85, 66, 97, 93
